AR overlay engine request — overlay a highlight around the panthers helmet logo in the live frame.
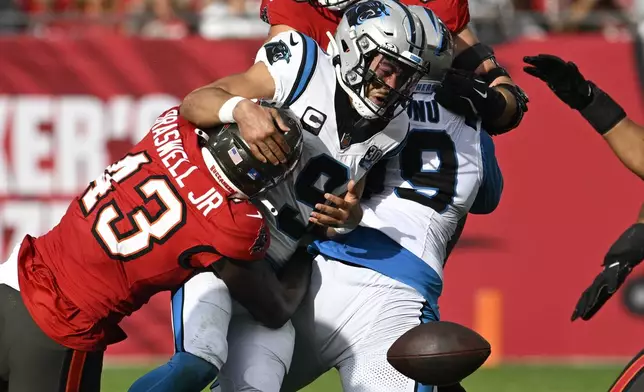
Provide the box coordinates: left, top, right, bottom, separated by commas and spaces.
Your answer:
345, 1, 390, 26
264, 40, 291, 65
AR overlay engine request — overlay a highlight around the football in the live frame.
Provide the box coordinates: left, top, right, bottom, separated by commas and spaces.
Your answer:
387, 321, 491, 386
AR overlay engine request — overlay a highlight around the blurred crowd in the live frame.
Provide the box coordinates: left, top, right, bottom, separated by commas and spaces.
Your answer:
0, 0, 639, 41
471, 0, 637, 43
0, 0, 269, 38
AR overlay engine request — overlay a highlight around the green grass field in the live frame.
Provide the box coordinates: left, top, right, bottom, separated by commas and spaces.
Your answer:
101, 364, 625, 392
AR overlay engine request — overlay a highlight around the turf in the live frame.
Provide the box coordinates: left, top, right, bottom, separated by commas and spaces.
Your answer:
102, 363, 625, 392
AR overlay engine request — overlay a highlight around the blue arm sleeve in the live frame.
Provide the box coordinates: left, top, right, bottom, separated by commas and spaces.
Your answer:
470, 130, 503, 214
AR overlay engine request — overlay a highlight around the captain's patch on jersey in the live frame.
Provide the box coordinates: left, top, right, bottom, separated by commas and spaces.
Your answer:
301, 107, 327, 136
359, 145, 384, 170
264, 40, 291, 65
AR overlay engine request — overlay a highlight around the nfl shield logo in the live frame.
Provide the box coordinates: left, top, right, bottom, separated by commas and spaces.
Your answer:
340, 133, 352, 149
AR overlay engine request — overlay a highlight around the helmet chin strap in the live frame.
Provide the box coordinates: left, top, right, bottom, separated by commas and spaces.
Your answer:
326, 31, 380, 120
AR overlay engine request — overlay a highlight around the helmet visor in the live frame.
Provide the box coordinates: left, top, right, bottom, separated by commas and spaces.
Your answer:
362, 52, 423, 118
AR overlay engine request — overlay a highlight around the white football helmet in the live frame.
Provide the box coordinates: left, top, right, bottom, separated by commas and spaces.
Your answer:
328, 0, 430, 120
408, 5, 455, 82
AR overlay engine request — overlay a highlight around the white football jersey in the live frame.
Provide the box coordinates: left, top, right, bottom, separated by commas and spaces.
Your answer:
254, 31, 409, 265
359, 82, 484, 278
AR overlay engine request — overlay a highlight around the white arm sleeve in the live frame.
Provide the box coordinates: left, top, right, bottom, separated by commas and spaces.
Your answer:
254, 30, 319, 107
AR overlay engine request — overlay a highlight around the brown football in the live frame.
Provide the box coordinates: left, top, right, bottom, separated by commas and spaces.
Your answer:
387, 321, 491, 386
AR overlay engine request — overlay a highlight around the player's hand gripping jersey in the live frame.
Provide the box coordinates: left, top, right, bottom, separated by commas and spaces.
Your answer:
16, 108, 270, 351
259, 0, 470, 49
253, 30, 410, 265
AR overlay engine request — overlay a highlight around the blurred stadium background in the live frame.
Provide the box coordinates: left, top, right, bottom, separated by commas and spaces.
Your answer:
2, 0, 644, 390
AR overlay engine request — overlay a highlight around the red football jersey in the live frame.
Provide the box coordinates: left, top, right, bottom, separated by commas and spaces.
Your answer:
17, 107, 270, 351
259, 0, 470, 49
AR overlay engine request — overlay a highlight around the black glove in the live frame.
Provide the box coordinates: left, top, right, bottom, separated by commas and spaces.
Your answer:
572, 224, 644, 321
435, 68, 506, 128
523, 54, 592, 110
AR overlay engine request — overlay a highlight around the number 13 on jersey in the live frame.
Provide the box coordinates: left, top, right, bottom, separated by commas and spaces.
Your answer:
80, 152, 187, 261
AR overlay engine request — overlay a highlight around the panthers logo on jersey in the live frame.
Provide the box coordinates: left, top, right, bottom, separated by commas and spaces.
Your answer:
264, 40, 291, 65
345, 0, 390, 26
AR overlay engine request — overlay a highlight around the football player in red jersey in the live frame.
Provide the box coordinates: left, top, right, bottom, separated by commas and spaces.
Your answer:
0, 106, 309, 392
259, 0, 529, 137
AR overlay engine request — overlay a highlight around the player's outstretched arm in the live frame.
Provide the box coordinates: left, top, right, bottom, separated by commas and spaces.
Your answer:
181, 62, 275, 128
523, 54, 644, 180
603, 118, 644, 180
180, 63, 292, 165
435, 28, 529, 136
211, 244, 313, 329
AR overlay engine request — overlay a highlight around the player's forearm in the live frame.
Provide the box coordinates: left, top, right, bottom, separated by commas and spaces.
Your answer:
489, 86, 519, 130
181, 63, 276, 129
272, 245, 313, 325
479, 57, 521, 131
180, 85, 239, 128
603, 118, 644, 180
248, 267, 310, 329
570, 81, 644, 179
213, 254, 309, 329
278, 252, 312, 299
456, 28, 497, 76
453, 27, 527, 133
